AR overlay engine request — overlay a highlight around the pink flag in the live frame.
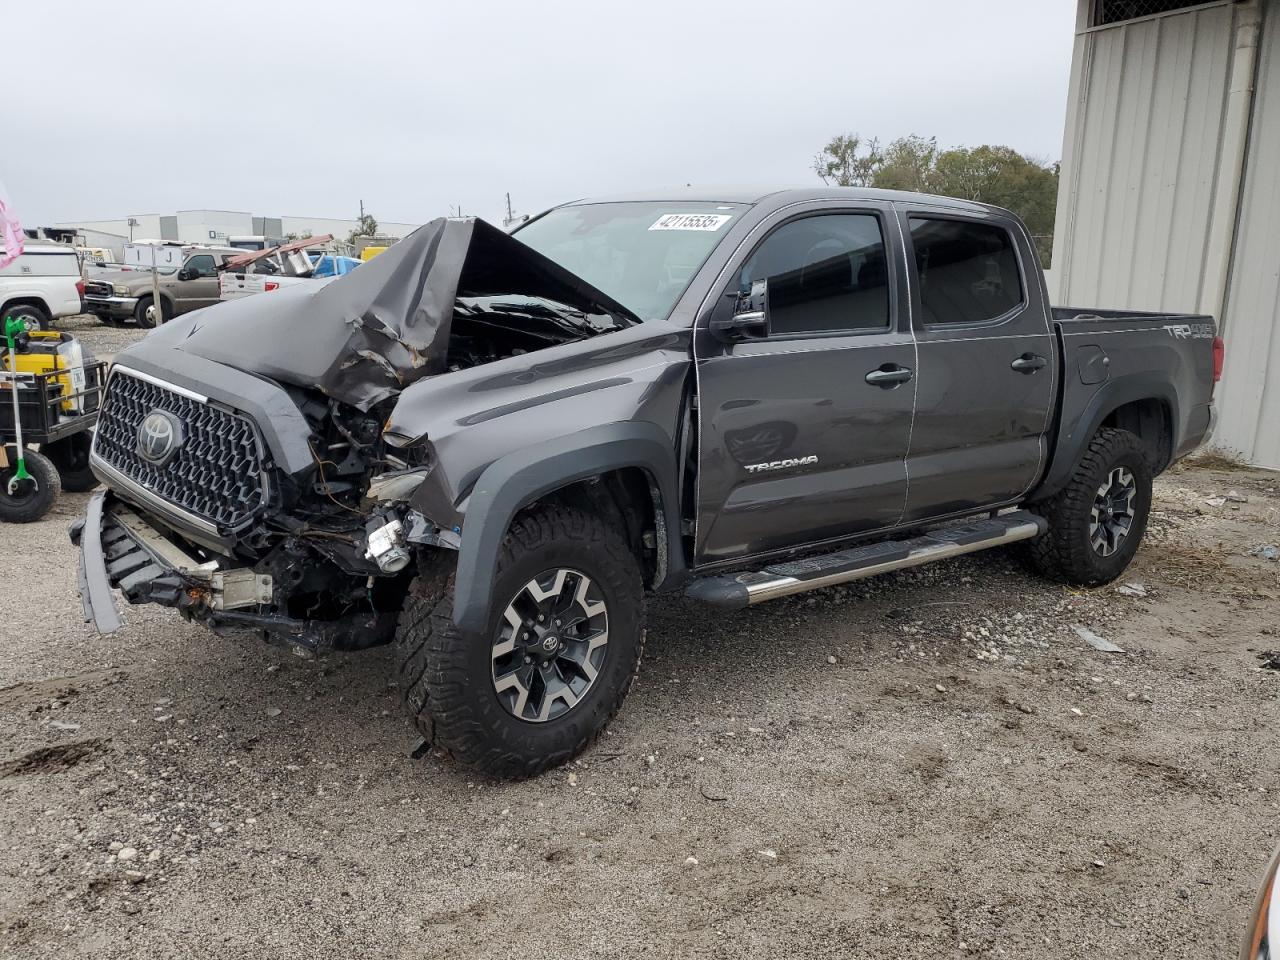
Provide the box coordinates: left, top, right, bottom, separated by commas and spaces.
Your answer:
0, 178, 24, 270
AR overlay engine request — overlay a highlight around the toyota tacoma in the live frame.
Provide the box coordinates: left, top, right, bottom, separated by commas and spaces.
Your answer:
72, 188, 1221, 777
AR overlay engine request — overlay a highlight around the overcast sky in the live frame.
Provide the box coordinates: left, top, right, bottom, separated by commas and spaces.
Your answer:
8, 1, 1077, 228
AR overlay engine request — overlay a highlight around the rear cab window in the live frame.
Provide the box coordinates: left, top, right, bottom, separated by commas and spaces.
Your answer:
907, 217, 1024, 326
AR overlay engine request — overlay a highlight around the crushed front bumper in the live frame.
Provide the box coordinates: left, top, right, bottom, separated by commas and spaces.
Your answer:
71, 490, 271, 635
72, 491, 393, 653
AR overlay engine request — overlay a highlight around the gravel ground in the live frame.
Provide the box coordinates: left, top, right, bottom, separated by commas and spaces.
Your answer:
54, 313, 141, 364
2, 320, 1278, 958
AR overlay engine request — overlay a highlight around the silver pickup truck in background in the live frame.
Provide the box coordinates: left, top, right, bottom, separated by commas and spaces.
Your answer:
82, 246, 243, 328
71, 187, 1220, 778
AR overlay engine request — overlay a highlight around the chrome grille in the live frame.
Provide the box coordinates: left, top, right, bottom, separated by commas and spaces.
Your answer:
94, 370, 266, 530
84, 280, 113, 298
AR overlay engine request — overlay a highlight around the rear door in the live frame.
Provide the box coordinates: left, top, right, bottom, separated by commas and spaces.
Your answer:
898, 207, 1055, 522
693, 202, 916, 563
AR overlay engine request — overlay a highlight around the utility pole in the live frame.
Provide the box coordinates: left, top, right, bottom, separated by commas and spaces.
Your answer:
506, 192, 513, 223
359, 199, 365, 220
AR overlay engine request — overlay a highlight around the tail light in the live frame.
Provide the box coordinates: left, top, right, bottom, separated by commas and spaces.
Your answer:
1213, 336, 1225, 383
76, 278, 85, 298
264, 282, 279, 292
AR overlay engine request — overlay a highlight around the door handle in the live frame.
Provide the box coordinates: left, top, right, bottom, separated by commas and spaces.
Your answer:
865, 365, 913, 388
1010, 353, 1048, 373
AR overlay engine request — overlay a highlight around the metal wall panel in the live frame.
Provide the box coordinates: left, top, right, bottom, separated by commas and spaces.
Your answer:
1217, 4, 1280, 467
1055, 3, 1239, 311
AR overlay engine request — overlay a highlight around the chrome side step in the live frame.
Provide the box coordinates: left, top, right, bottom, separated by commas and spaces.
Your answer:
684, 511, 1047, 609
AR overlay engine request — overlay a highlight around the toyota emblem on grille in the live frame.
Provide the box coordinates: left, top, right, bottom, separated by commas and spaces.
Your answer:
136, 410, 185, 465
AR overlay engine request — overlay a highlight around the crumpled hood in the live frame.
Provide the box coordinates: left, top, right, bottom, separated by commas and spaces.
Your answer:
129, 217, 637, 411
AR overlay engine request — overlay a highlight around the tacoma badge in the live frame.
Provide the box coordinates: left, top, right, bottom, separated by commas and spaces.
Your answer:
744, 455, 818, 474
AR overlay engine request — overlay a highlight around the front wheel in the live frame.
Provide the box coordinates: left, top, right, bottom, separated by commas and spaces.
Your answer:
396, 504, 645, 778
4, 303, 50, 332
1025, 427, 1153, 586
133, 295, 170, 329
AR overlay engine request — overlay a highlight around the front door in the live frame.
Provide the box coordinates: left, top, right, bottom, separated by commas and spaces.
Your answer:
694, 205, 916, 563
171, 254, 222, 312
898, 208, 1055, 522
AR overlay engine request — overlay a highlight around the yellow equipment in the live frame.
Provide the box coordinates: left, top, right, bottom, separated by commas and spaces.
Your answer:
1, 327, 106, 521
3, 331, 93, 415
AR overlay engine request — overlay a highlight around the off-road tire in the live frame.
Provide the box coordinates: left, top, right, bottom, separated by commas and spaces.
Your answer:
133, 295, 170, 329
4, 303, 50, 332
43, 434, 98, 492
1026, 427, 1152, 586
395, 504, 645, 778
0, 448, 60, 523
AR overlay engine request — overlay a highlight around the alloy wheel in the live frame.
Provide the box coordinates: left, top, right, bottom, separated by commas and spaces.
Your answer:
1089, 465, 1137, 557
491, 568, 609, 723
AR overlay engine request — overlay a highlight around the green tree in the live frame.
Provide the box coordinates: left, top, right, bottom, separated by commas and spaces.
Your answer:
864, 135, 1059, 265
812, 133, 883, 187
872, 135, 939, 193
347, 213, 379, 245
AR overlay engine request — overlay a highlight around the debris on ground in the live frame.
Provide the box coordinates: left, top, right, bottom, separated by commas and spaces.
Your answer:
1257, 651, 1280, 670
1072, 625, 1124, 654
1252, 545, 1279, 561
1117, 582, 1147, 597
1203, 496, 1227, 508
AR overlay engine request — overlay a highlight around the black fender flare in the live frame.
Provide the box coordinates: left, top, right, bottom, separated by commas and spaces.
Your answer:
450, 421, 684, 635
1036, 375, 1179, 500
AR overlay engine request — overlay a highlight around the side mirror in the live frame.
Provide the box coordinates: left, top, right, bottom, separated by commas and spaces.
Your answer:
176, 267, 194, 281
711, 279, 770, 343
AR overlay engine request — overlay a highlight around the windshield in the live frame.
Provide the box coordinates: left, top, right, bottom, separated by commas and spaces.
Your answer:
512, 201, 746, 321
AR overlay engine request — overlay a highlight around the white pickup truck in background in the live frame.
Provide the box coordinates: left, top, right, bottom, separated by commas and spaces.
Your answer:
0, 244, 85, 331
218, 235, 334, 302
218, 271, 309, 300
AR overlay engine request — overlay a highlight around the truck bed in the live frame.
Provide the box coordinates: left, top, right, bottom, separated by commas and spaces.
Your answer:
1037, 304, 1218, 500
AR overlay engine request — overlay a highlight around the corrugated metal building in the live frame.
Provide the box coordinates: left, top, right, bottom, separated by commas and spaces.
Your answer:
1051, 0, 1279, 468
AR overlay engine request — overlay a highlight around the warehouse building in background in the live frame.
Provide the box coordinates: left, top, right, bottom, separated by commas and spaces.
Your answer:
1052, 0, 1279, 468
52, 209, 421, 256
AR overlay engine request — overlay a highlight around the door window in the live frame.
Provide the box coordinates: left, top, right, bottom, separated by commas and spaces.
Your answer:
908, 217, 1023, 325
185, 255, 217, 278
737, 214, 890, 335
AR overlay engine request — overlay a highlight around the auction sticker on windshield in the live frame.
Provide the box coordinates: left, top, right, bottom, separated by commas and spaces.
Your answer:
649, 213, 733, 231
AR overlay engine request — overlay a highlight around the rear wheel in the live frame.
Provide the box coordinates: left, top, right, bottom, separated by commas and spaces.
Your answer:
1026, 427, 1152, 585
3, 303, 49, 332
43, 433, 98, 492
396, 504, 645, 778
0, 449, 60, 523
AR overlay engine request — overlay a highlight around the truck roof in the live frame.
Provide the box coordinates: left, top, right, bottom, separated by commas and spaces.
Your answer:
567, 186, 1001, 216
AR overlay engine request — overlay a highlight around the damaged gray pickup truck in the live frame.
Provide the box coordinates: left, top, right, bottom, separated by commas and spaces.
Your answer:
72, 188, 1222, 777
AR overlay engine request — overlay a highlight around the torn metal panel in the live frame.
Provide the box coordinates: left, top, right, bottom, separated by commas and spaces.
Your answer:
139, 218, 637, 411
